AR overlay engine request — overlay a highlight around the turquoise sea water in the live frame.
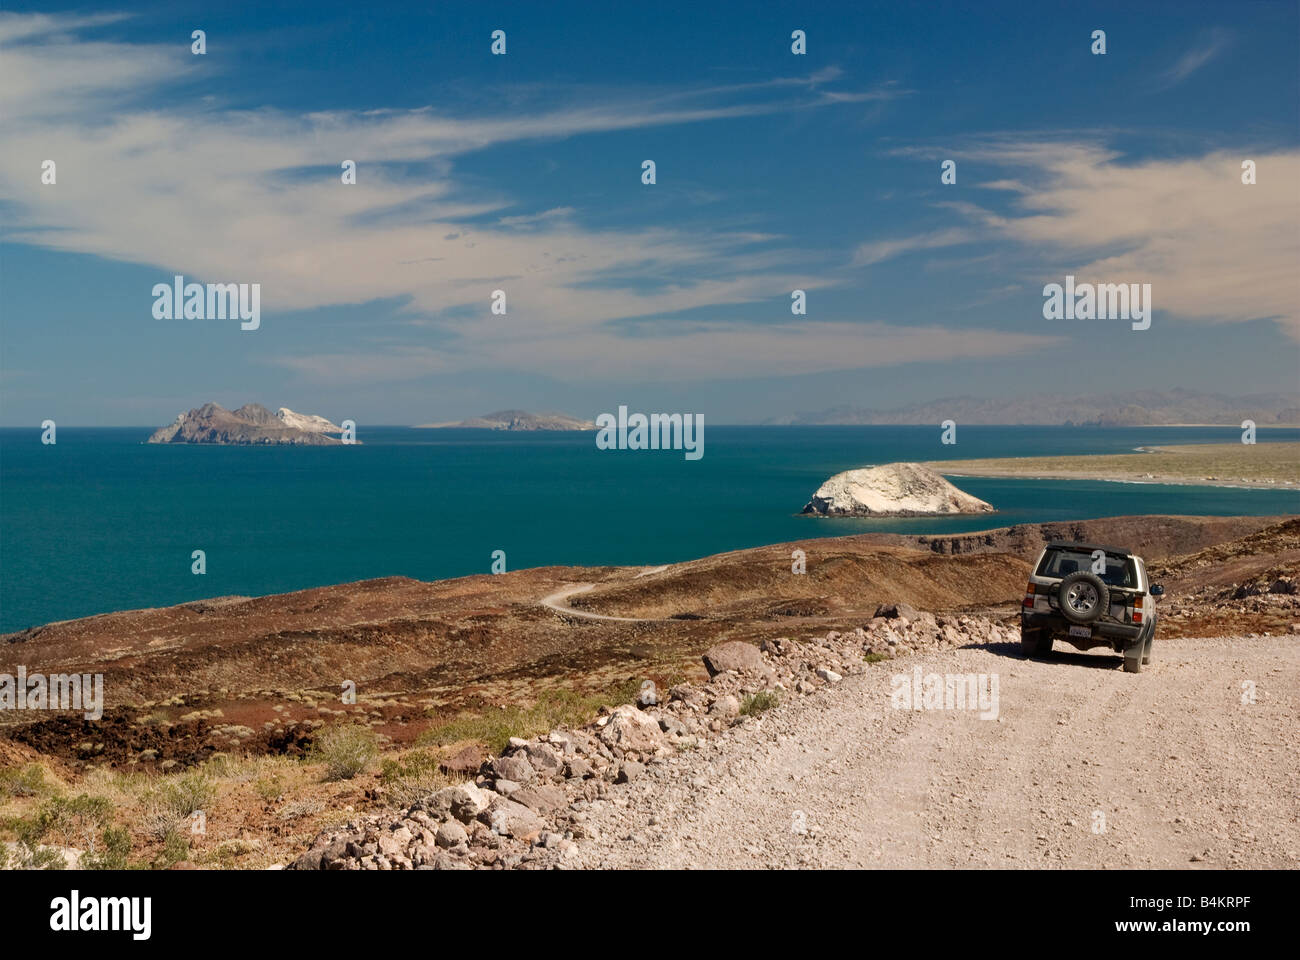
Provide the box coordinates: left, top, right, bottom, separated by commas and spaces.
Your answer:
1, 425, 1296, 632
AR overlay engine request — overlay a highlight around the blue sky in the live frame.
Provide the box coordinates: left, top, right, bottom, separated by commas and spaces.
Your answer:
1, 0, 1297, 425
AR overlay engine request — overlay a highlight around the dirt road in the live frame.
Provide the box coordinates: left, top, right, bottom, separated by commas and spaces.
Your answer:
578, 635, 1300, 868
539, 575, 668, 622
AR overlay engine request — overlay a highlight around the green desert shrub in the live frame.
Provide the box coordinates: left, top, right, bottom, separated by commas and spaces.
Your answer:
740, 691, 779, 716
420, 681, 642, 754
0, 763, 56, 799
140, 771, 215, 840
312, 724, 379, 781
82, 825, 133, 870
379, 751, 452, 806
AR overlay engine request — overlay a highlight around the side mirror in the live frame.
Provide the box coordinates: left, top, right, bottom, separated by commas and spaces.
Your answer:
1150, 584, 1164, 596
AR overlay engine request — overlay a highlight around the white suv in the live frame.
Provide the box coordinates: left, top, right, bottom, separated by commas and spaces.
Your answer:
1020, 541, 1164, 673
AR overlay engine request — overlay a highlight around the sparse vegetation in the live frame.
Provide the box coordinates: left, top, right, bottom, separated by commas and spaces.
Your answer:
419, 680, 642, 754
380, 750, 454, 806
277, 796, 325, 821
254, 773, 284, 803
926, 442, 1300, 486
864, 652, 892, 664
82, 825, 133, 870
140, 771, 215, 839
312, 724, 380, 781
740, 691, 780, 716
0, 763, 57, 799
155, 829, 190, 868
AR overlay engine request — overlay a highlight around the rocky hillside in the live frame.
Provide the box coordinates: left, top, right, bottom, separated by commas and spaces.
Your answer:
288, 606, 1017, 870
802, 462, 994, 517
418, 410, 595, 431
859, 515, 1290, 562
147, 403, 344, 445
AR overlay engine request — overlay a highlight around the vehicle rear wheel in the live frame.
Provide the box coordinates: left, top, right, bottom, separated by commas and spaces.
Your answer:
1142, 620, 1155, 665
1021, 626, 1052, 658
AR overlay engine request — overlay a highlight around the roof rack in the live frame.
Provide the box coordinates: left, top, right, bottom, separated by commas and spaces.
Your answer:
1044, 540, 1134, 556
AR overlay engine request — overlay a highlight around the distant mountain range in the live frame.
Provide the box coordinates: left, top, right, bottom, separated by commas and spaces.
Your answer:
148, 403, 344, 445
766, 390, 1300, 427
417, 409, 595, 431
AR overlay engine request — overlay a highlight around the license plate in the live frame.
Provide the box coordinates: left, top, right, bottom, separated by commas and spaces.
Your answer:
1068, 625, 1092, 638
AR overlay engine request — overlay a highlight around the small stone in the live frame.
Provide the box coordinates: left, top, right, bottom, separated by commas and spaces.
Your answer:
564, 757, 593, 780
479, 797, 546, 840
510, 784, 568, 815
492, 754, 535, 783
435, 820, 467, 848
616, 761, 645, 784
709, 695, 740, 719
638, 679, 658, 707
520, 743, 565, 779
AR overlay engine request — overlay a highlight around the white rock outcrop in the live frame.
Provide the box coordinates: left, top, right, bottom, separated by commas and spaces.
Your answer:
276, 407, 342, 433
801, 462, 994, 517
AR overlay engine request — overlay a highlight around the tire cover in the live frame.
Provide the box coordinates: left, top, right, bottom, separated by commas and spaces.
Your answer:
1057, 571, 1110, 624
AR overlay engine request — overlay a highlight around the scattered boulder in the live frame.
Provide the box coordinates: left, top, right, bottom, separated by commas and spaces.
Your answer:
874, 602, 920, 621
708, 695, 740, 719
520, 743, 564, 780
598, 705, 668, 756
479, 797, 546, 840
445, 783, 492, 823
510, 784, 568, 815
564, 756, 593, 780
616, 761, 645, 784
492, 754, 535, 783
439, 744, 484, 775
435, 820, 468, 849
702, 641, 764, 677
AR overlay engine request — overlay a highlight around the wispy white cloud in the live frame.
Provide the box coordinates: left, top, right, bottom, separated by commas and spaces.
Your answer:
0, 11, 1052, 386
852, 228, 975, 266
1156, 29, 1232, 89
873, 137, 1300, 340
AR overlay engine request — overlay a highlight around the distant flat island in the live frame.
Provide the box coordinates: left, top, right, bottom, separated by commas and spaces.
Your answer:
767, 388, 1300, 426
416, 410, 595, 431
148, 403, 346, 445
926, 442, 1300, 489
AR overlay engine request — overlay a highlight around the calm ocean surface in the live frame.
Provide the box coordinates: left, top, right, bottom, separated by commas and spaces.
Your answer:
2, 425, 1297, 632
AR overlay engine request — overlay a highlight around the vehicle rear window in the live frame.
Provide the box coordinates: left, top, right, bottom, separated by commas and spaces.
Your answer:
1037, 549, 1137, 588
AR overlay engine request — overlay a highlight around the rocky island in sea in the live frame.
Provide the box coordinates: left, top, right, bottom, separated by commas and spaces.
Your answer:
147, 403, 345, 445
802, 462, 995, 517
416, 409, 596, 431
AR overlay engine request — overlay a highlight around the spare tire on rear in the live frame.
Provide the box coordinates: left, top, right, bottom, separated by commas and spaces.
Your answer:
1057, 571, 1109, 624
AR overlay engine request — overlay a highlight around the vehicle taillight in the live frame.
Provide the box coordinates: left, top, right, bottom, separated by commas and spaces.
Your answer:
1132, 595, 1144, 623
1023, 583, 1035, 607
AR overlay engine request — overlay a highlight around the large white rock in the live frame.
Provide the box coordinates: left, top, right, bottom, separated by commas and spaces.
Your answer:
276, 407, 342, 433
802, 462, 994, 517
